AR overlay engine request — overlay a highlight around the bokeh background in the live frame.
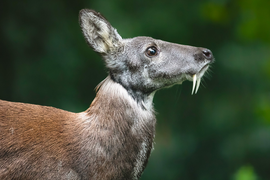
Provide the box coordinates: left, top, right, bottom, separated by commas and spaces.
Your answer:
1, 0, 270, 179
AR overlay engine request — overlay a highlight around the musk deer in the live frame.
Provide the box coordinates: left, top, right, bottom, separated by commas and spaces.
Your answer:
0, 9, 214, 180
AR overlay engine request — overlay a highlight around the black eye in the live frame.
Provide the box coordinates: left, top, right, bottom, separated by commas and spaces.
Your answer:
146, 46, 158, 57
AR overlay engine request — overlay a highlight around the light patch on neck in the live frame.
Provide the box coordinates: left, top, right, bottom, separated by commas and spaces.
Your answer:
77, 112, 93, 124
141, 92, 155, 111
97, 76, 155, 113
132, 141, 148, 179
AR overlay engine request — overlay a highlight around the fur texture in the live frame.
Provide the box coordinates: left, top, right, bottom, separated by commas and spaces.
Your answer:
0, 9, 214, 180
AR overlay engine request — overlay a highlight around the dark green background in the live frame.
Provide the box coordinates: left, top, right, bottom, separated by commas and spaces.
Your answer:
1, 0, 269, 179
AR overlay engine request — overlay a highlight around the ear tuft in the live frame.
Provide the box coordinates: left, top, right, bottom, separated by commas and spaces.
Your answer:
79, 9, 122, 54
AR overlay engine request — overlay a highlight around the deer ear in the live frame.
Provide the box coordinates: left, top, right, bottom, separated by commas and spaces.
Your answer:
79, 9, 122, 54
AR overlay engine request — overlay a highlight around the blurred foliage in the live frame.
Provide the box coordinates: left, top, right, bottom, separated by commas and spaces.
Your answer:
233, 165, 258, 180
1, 0, 270, 179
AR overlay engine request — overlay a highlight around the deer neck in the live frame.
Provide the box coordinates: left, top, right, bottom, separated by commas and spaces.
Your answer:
84, 76, 156, 133
70, 76, 157, 179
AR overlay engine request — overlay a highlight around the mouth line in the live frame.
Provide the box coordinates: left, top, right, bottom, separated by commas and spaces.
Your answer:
199, 64, 210, 74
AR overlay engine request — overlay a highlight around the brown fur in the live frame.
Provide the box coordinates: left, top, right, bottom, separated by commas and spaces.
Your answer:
0, 9, 213, 180
0, 78, 155, 180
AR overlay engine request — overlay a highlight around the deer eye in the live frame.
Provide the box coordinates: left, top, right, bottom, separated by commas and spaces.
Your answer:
146, 46, 159, 57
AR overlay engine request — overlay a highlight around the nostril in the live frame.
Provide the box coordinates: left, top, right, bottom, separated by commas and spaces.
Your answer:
194, 48, 214, 62
202, 49, 213, 60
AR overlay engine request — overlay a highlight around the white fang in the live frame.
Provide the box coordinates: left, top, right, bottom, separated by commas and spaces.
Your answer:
195, 78, 201, 94
191, 74, 201, 95
192, 74, 197, 95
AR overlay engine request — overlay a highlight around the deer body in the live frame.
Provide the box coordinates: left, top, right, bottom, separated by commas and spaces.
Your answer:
0, 77, 154, 179
0, 9, 213, 180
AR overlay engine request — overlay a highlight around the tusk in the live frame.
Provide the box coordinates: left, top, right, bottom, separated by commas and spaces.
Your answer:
195, 78, 201, 94
192, 74, 196, 95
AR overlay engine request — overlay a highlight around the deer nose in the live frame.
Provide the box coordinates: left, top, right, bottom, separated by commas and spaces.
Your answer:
202, 49, 213, 61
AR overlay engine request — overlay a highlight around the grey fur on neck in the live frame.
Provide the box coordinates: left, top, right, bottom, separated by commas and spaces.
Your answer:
78, 76, 156, 179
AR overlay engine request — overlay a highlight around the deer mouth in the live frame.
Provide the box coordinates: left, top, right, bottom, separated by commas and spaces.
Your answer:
191, 64, 210, 95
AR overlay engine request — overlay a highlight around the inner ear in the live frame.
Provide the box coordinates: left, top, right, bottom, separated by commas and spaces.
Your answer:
79, 9, 122, 54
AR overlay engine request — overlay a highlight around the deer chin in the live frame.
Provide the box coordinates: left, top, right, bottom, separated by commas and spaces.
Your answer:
189, 64, 210, 95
